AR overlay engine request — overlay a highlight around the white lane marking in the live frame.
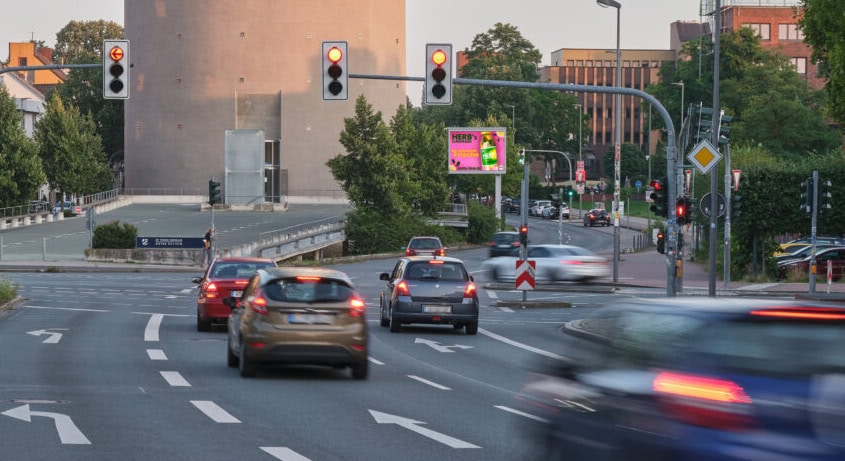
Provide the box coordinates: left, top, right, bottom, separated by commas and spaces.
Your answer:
407, 375, 451, 390
494, 405, 549, 423
25, 306, 110, 312
260, 447, 312, 461
369, 410, 480, 449
160, 371, 191, 387
368, 357, 384, 365
26, 329, 65, 343
147, 349, 167, 360
486, 290, 498, 299
478, 328, 566, 361
1, 404, 91, 445
180, 288, 193, 294
190, 400, 241, 423
145, 314, 164, 342
498, 306, 514, 313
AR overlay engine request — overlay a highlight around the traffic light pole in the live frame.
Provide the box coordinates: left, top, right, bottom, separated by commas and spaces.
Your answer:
723, 144, 732, 289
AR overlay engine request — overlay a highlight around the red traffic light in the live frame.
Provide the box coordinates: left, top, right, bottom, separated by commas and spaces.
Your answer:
519, 225, 528, 234
327, 46, 343, 64
649, 180, 662, 190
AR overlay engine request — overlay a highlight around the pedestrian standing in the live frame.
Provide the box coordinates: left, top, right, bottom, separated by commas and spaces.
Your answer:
203, 227, 215, 266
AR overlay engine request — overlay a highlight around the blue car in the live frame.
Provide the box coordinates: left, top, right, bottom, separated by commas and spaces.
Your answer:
517, 298, 845, 460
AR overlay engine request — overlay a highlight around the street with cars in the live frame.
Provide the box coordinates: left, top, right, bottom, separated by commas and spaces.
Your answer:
1, 203, 845, 459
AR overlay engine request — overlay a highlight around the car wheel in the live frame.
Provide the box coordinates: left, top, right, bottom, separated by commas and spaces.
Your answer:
227, 335, 239, 368
239, 340, 257, 378
389, 307, 401, 333
379, 300, 389, 327
465, 322, 478, 335
350, 361, 369, 380
197, 312, 212, 332
583, 221, 588, 227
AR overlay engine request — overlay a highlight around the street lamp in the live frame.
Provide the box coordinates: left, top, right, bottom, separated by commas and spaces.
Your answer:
671, 81, 684, 151
597, 0, 622, 283
574, 103, 583, 218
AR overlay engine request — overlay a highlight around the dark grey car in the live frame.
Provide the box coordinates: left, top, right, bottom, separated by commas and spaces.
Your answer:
489, 231, 521, 257
379, 256, 479, 334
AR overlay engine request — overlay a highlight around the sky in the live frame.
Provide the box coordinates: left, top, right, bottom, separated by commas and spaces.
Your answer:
1, 0, 704, 102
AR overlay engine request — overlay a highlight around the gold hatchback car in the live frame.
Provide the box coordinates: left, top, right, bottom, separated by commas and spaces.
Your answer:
224, 267, 368, 379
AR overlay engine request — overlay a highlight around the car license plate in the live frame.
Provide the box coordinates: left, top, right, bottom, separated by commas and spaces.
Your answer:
423, 305, 452, 314
288, 314, 333, 324
230, 290, 243, 298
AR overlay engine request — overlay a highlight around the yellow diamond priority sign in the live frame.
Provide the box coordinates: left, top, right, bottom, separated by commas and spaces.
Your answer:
687, 139, 722, 175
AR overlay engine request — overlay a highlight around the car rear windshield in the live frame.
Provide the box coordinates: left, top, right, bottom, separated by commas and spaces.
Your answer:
410, 239, 441, 249
405, 262, 467, 281
212, 261, 275, 278
263, 278, 354, 303
493, 233, 518, 244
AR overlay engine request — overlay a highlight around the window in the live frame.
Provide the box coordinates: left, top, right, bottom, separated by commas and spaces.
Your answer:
586, 60, 593, 67
632, 60, 640, 68
567, 60, 575, 66
743, 23, 771, 40
790, 57, 807, 74
605, 60, 612, 67
576, 60, 584, 66
779, 23, 804, 41
623, 60, 630, 68
18, 57, 27, 67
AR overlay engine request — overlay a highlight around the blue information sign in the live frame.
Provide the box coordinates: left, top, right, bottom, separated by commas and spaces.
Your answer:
136, 237, 205, 249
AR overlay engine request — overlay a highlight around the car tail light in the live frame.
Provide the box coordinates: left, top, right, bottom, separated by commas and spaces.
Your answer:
750, 307, 845, 320
512, 242, 521, 247
435, 248, 446, 256
560, 260, 583, 265
296, 276, 321, 282
349, 297, 366, 317
205, 282, 219, 298
249, 288, 269, 315
396, 280, 410, 296
464, 281, 477, 298
405, 249, 416, 256
428, 259, 445, 265
654, 371, 753, 430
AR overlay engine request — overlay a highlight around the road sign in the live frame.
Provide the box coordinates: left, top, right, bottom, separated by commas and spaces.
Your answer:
515, 260, 535, 290
687, 139, 722, 174
699, 192, 726, 218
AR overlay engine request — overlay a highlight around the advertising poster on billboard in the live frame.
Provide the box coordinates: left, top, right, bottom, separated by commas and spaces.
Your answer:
447, 127, 507, 174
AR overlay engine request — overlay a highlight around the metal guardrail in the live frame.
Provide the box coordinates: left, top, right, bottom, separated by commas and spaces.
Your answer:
0, 189, 120, 219
257, 216, 346, 246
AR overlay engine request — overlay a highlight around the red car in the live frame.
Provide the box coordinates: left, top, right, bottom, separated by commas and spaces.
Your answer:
192, 257, 277, 331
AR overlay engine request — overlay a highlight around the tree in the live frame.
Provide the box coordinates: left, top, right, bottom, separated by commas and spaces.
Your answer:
0, 85, 45, 207
52, 20, 125, 163
799, 0, 845, 123
34, 93, 113, 202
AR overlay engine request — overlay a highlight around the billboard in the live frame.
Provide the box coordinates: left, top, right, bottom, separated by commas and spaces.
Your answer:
447, 127, 507, 174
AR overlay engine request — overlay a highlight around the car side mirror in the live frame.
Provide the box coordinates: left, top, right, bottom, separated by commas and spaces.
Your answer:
191, 276, 203, 284
379, 273, 390, 281
469, 275, 474, 282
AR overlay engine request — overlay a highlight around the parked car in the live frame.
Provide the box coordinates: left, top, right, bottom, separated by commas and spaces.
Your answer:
488, 231, 521, 258
224, 266, 368, 379
529, 200, 552, 217
482, 244, 609, 283
404, 236, 446, 257
583, 208, 611, 227
777, 246, 845, 280
28, 200, 48, 213
379, 256, 479, 334
775, 243, 839, 263
192, 257, 277, 331
52, 201, 79, 215
543, 203, 570, 220
517, 298, 845, 461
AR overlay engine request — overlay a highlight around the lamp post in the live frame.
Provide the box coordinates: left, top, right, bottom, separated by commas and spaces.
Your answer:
671, 81, 684, 153
574, 103, 583, 218
597, 0, 621, 283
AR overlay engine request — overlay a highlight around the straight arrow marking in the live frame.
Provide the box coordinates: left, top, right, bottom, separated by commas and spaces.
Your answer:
414, 338, 473, 353
369, 410, 480, 449
2, 405, 91, 444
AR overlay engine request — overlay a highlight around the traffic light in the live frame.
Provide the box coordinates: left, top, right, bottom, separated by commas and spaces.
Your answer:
208, 178, 222, 206
656, 230, 665, 254
731, 193, 742, 219
566, 186, 574, 200
719, 114, 733, 146
649, 178, 668, 217
519, 225, 528, 247
322, 41, 348, 100
800, 177, 812, 214
676, 197, 689, 225
694, 107, 713, 144
425, 44, 452, 105
103, 39, 130, 99
820, 178, 832, 214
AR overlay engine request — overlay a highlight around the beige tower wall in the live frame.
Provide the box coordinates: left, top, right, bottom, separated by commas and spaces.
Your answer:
124, 0, 406, 200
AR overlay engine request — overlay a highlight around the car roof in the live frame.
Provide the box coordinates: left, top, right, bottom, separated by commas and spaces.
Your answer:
494, 231, 519, 235
401, 255, 465, 264
258, 266, 353, 284
212, 257, 276, 264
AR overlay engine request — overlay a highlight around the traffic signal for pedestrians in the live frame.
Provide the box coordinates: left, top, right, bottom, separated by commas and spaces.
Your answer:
208, 178, 222, 206
649, 178, 668, 217
800, 177, 812, 214
103, 39, 130, 99
322, 41, 348, 100
656, 230, 665, 254
519, 225, 528, 247
731, 193, 742, 219
425, 44, 452, 105
820, 178, 832, 214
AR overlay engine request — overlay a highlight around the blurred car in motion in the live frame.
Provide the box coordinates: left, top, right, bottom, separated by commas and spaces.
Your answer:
224, 267, 368, 379
583, 208, 611, 227
777, 246, 845, 281
529, 200, 552, 217
543, 203, 570, 220
52, 201, 80, 215
379, 256, 479, 334
404, 236, 446, 256
192, 257, 277, 331
489, 231, 521, 258
517, 298, 845, 461
482, 244, 609, 283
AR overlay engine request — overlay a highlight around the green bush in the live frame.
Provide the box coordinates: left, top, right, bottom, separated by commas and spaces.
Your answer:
92, 220, 138, 249
466, 201, 498, 244
0, 278, 17, 304
344, 210, 464, 255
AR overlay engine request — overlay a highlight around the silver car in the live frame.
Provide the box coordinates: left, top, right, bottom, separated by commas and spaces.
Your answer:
483, 244, 609, 282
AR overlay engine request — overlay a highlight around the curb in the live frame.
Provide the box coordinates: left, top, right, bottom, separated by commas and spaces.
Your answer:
0, 296, 26, 314
496, 300, 573, 309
